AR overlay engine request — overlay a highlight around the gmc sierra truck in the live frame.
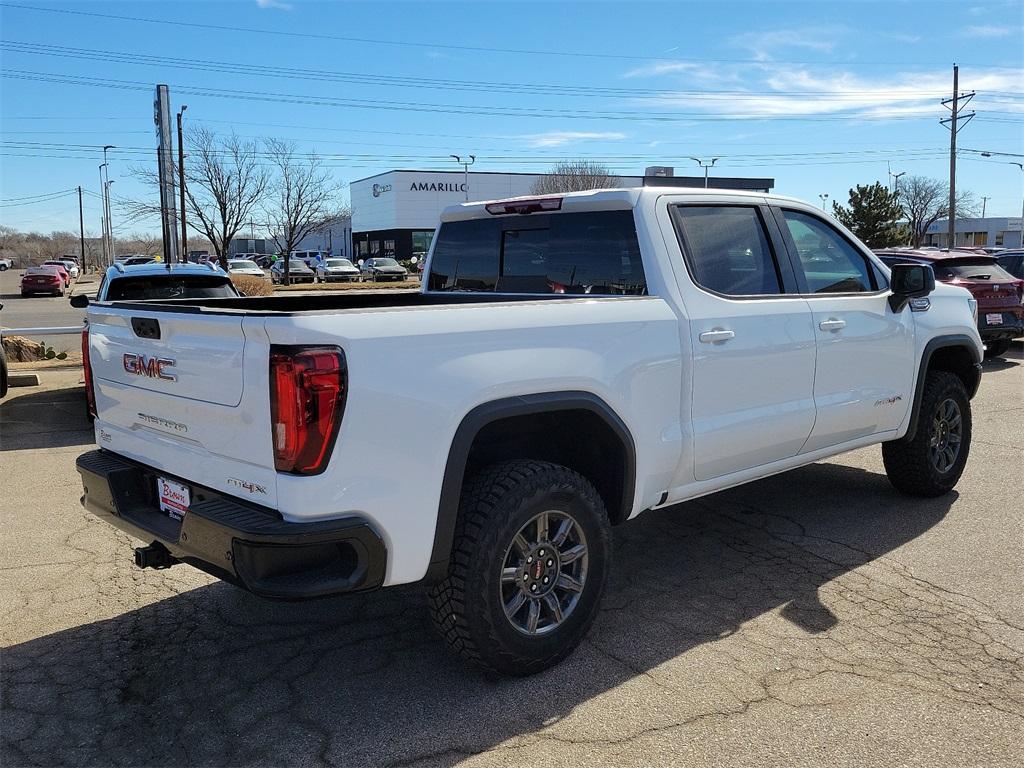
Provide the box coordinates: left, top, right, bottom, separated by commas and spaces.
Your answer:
76, 188, 983, 676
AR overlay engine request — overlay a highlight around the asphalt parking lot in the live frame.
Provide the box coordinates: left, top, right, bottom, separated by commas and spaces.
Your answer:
1, 347, 1022, 767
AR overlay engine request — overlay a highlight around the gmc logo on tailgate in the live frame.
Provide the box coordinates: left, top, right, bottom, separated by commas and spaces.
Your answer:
123, 353, 176, 381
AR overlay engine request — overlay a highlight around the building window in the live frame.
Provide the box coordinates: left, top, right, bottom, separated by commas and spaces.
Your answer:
358, 241, 368, 256
383, 239, 395, 257
370, 240, 380, 256
412, 230, 435, 258
996, 231, 1005, 246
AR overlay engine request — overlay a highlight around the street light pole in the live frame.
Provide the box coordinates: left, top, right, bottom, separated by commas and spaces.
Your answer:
688, 157, 719, 188
819, 193, 829, 211
177, 105, 188, 262
450, 154, 476, 201
102, 145, 115, 264
980, 155, 1024, 247
98, 163, 108, 264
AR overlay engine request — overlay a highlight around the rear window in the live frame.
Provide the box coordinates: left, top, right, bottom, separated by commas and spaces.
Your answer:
427, 210, 647, 295
933, 260, 1016, 281
105, 275, 238, 301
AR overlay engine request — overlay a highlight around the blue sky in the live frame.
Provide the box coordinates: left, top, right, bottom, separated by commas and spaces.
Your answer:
1, 0, 1021, 236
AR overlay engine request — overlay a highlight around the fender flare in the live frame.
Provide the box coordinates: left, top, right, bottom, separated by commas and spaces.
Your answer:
902, 334, 982, 442
424, 391, 636, 582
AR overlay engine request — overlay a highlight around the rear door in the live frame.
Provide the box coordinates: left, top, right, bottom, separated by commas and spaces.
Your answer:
665, 202, 817, 481
773, 207, 914, 452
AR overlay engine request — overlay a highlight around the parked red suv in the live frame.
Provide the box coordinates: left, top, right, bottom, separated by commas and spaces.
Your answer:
877, 249, 1023, 358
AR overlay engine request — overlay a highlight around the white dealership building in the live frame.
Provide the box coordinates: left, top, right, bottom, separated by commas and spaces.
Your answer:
349, 169, 773, 262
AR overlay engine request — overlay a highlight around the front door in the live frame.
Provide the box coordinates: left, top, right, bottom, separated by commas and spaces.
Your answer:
773, 207, 915, 453
667, 203, 818, 482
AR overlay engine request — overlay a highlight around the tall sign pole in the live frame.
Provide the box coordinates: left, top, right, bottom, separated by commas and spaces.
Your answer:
77, 186, 86, 271
154, 84, 180, 263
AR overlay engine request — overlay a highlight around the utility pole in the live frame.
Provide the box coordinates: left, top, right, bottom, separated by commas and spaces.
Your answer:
819, 193, 829, 211
102, 145, 115, 264
97, 164, 108, 264
890, 170, 906, 196
177, 105, 188, 262
689, 157, 719, 188
941, 64, 975, 250
450, 154, 475, 201
981, 196, 990, 218
77, 186, 86, 271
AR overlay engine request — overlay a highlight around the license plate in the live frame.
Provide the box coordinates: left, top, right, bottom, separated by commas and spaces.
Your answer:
157, 477, 190, 520
986, 313, 1003, 325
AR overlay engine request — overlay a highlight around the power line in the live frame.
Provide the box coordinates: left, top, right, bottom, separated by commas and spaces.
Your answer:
6, 40, 1016, 102
2, 2, 1020, 68
9, 68, 1012, 124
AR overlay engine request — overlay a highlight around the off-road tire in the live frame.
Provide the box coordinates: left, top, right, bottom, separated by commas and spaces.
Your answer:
883, 370, 971, 497
428, 460, 612, 677
984, 340, 1011, 359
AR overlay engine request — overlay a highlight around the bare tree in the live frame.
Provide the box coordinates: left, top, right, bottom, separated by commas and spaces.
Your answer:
530, 160, 620, 195
900, 175, 978, 248
124, 127, 268, 267
263, 139, 338, 285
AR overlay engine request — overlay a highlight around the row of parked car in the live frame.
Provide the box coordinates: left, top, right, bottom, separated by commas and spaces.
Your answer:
875, 247, 1024, 358
230, 255, 411, 285
19, 256, 81, 297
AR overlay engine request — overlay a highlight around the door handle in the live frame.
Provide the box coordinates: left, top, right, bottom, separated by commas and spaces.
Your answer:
698, 329, 736, 343
819, 318, 846, 332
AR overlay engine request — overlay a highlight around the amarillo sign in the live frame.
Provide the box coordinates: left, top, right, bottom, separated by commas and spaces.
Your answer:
409, 181, 467, 192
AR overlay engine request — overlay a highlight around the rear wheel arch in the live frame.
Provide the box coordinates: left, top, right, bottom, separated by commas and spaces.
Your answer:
425, 392, 636, 582
903, 334, 981, 442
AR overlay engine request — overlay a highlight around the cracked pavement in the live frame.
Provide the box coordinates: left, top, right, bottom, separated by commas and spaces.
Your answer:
2, 347, 1022, 767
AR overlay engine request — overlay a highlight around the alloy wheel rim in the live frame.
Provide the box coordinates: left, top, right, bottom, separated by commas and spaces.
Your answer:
500, 510, 589, 636
929, 397, 963, 473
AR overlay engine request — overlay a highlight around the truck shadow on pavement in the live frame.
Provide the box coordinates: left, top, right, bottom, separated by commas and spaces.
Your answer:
0, 384, 92, 451
10, 459, 1018, 768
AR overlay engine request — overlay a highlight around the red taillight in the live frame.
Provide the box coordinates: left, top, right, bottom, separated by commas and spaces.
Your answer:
485, 197, 562, 215
81, 327, 96, 418
269, 346, 347, 474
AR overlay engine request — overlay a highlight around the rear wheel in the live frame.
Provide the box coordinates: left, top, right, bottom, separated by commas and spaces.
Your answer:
428, 460, 611, 677
984, 339, 1011, 359
883, 370, 971, 497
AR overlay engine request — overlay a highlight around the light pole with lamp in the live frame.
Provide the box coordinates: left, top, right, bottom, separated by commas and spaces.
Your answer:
102, 145, 115, 264
981, 153, 1024, 247
176, 105, 188, 262
819, 193, 829, 211
450, 154, 475, 201
688, 157, 719, 188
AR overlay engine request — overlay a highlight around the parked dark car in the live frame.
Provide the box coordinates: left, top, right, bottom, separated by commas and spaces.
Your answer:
995, 249, 1024, 280
877, 249, 1023, 358
270, 259, 316, 284
21, 265, 65, 297
360, 257, 408, 282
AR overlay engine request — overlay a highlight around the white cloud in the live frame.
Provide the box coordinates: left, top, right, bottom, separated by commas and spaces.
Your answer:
964, 24, 1012, 37
630, 65, 1024, 120
730, 26, 844, 61
256, 0, 293, 10
517, 131, 628, 148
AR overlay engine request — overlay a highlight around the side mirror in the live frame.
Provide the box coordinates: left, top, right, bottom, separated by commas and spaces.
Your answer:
888, 263, 935, 313
69, 293, 89, 308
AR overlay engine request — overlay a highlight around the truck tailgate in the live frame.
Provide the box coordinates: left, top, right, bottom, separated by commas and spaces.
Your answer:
87, 305, 279, 508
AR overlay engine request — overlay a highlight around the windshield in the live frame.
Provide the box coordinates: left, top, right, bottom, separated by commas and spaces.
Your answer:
228, 261, 255, 269
288, 260, 307, 268
374, 258, 400, 267
105, 275, 238, 301
325, 259, 350, 267
935, 260, 1016, 281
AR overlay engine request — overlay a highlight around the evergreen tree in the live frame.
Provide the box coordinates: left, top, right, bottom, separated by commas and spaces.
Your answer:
831, 182, 906, 248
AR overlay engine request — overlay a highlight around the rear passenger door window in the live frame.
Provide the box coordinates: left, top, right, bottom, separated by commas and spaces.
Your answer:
780, 210, 877, 294
670, 206, 784, 296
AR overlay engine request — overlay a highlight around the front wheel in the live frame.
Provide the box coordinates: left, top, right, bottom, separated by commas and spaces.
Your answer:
428, 460, 612, 677
883, 370, 971, 497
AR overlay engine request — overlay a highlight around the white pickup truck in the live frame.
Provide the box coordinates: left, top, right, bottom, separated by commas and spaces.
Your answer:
77, 188, 983, 676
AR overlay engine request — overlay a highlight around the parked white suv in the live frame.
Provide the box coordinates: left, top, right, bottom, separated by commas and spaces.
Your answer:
77, 188, 982, 676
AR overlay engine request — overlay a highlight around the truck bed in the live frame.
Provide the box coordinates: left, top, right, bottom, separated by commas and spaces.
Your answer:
103, 290, 594, 316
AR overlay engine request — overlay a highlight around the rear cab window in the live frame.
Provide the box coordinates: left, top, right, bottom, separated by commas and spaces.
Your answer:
427, 210, 647, 295
105, 275, 238, 301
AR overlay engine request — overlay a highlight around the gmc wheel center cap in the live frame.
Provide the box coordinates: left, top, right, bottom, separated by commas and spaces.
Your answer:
521, 545, 560, 596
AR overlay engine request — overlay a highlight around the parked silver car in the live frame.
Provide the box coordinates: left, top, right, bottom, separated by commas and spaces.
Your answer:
270, 259, 316, 284
315, 258, 361, 282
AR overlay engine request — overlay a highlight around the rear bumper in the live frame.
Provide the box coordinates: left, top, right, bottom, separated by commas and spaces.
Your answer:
76, 449, 387, 599
977, 314, 1023, 341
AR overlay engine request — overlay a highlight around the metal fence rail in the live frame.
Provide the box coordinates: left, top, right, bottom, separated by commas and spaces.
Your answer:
0, 325, 84, 338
